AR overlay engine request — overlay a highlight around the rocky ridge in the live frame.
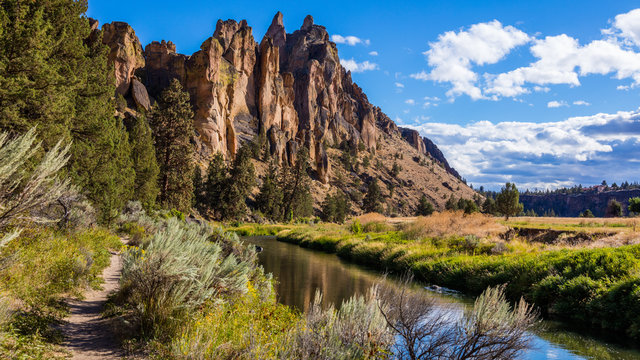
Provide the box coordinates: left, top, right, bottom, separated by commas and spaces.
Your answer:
92, 12, 473, 213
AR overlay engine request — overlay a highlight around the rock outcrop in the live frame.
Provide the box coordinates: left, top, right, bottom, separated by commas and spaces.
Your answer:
101, 22, 145, 96
422, 136, 461, 180
101, 13, 462, 187
521, 189, 640, 217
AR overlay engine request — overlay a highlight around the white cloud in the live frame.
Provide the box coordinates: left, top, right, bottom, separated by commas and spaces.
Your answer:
369, 51, 379, 56
340, 59, 379, 73
611, 9, 640, 46
617, 85, 631, 91
573, 100, 591, 106
424, 96, 441, 101
405, 109, 640, 189
412, 20, 530, 100
395, 82, 405, 88
405, 99, 415, 105
331, 34, 370, 46
413, 9, 640, 100
548, 100, 568, 108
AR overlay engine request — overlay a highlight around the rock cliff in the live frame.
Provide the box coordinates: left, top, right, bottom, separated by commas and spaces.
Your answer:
521, 189, 640, 217
97, 12, 475, 213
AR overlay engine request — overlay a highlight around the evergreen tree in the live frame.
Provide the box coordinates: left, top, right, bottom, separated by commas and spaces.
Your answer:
192, 167, 205, 211
580, 209, 595, 218
445, 195, 458, 211
321, 191, 350, 223
149, 79, 195, 212
127, 116, 159, 210
628, 197, 640, 215
606, 199, 623, 218
219, 146, 256, 220
482, 197, 496, 215
203, 153, 227, 218
281, 147, 314, 221
496, 182, 524, 220
256, 160, 284, 221
362, 179, 384, 214
415, 195, 434, 216
0, 0, 136, 222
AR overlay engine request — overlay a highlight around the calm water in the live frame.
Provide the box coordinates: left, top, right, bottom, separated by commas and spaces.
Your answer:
244, 236, 640, 360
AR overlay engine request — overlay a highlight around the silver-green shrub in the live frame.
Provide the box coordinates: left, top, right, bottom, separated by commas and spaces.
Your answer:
120, 218, 252, 338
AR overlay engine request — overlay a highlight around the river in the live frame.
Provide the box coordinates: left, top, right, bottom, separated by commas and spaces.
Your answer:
244, 236, 640, 360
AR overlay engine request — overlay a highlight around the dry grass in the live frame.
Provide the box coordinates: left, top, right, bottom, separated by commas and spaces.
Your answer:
401, 211, 508, 240
504, 216, 640, 233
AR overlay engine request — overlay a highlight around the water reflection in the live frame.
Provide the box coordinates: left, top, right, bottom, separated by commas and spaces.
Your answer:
244, 236, 640, 360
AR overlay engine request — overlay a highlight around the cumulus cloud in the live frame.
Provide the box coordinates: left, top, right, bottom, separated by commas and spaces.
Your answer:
547, 100, 568, 108
573, 100, 591, 106
369, 51, 379, 56
411, 20, 530, 100
340, 59, 378, 72
405, 109, 640, 189
405, 99, 415, 105
413, 9, 640, 100
331, 34, 370, 46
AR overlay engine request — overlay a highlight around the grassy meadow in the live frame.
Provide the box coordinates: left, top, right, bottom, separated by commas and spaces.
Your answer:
227, 212, 640, 340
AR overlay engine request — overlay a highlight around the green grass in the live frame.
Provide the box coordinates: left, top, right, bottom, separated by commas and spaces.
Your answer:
0, 227, 121, 358
236, 222, 640, 341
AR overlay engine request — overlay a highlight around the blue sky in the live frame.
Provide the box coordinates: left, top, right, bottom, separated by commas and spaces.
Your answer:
88, 0, 640, 190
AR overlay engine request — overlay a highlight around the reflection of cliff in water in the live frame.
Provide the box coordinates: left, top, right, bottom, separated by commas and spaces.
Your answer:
245, 236, 388, 312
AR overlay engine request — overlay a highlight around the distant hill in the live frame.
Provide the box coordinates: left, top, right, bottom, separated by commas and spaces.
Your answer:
520, 188, 640, 217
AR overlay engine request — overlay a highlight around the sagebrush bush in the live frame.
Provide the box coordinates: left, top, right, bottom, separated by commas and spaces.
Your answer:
119, 218, 253, 339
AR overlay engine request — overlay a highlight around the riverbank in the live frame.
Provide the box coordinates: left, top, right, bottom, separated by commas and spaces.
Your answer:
227, 212, 640, 341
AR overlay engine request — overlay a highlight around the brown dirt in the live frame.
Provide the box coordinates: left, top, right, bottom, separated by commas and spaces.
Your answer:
62, 243, 124, 360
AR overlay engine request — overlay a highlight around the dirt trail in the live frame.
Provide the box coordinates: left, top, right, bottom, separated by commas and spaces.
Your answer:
63, 243, 125, 360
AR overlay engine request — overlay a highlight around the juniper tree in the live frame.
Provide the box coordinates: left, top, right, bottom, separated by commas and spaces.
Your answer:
203, 153, 227, 218
218, 146, 256, 220
415, 195, 434, 216
628, 197, 640, 215
281, 147, 314, 221
149, 79, 195, 212
321, 191, 351, 223
0, 0, 137, 222
496, 182, 524, 220
256, 160, 284, 221
362, 179, 384, 214
127, 116, 159, 210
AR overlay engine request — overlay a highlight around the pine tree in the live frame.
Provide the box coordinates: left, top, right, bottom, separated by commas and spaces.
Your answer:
0, 0, 137, 222
362, 179, 384, 214
321, 191, 351, 223
256, 160, 284, 221
203, 153, 227, 218
219, 146, 256, 220
149, 79, 195, 212
281, 147, 314, 221
127, 116, 159, 210
415, 195, 434, 216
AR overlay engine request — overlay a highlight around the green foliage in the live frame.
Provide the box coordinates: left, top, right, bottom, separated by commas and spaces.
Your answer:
391, 161, 402, 177
0, 1, 136, 222
362, 179, 384, 214
256, 160, 284, 221
496, 182, 524, 219
606, 199, 623, 218
219, 146, 256, 220
202, 152, 226, 218
350, 219, 363, 234
149, 79, 195, 212
119, 218, 253, 339
127, 116, 159, 210
280, 147, 314, 221
321, 191, 351, 223
628, 197, 640, 215
580, 209, 595, 218
415, 194, 435, 216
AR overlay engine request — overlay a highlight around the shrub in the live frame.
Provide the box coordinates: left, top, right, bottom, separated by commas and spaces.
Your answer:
119, 219, 253, 339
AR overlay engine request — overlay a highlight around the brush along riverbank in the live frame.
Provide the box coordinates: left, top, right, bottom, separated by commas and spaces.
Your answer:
227, 212, 640, 342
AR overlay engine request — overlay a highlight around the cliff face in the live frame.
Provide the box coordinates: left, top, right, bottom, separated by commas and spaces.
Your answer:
399, 127, 461, 180
96, 12, 475, 213
521, 189, 640, 217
